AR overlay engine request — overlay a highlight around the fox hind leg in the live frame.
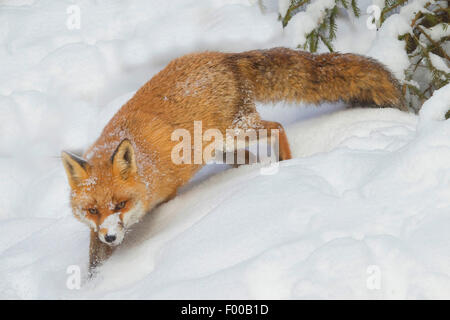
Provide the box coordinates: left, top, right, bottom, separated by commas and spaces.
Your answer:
232, 107, 292, 162
257, 120, 292, 161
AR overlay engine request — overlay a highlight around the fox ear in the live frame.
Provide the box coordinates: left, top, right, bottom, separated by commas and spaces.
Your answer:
61, 151, 89, 188
111, 139, 137, 180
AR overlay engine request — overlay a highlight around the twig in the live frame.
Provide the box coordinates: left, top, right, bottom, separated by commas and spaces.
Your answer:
417, 25, 450, 61
282, 0, 310, 27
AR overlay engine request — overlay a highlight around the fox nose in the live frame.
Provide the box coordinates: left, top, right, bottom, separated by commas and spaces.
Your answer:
104, 234, 116, 243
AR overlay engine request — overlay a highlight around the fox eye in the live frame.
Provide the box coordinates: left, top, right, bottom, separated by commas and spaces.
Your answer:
114, 201, 127, 211
88, 208, 98, 215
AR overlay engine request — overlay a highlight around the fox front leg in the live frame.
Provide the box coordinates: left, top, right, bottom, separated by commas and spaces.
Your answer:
88, 229, 115, 277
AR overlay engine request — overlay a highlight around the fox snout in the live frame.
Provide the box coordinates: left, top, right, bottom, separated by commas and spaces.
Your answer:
98, 214, 125, 246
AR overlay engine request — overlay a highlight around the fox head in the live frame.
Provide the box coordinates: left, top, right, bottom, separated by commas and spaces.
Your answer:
62, 139, 149, 246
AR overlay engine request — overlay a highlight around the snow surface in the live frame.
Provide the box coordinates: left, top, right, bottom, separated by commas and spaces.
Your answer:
0, 0, 449, 299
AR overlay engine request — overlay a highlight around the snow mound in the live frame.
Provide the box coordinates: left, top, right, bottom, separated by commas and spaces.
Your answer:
89, 100, 450, 299
2, 101, 450, 299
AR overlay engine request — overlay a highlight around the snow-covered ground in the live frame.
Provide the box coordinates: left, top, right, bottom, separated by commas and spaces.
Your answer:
0, 0, 449, 299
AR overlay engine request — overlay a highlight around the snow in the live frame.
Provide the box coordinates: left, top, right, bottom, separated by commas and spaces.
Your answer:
1, 0, 450, 299
284, 0, 336, 47
419, 83, 450, 123
366, 14, 411, 81
429, 52, 450, 74
427, 23, 450, 42
399, 0, 431, 25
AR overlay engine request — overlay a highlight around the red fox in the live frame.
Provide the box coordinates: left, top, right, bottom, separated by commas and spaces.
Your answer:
61, 47, 407, 271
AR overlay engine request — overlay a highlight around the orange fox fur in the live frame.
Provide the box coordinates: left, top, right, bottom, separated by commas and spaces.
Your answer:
61, 47, 407, 271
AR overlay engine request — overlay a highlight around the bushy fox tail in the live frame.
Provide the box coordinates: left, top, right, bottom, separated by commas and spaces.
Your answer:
226, 47, 407, 111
